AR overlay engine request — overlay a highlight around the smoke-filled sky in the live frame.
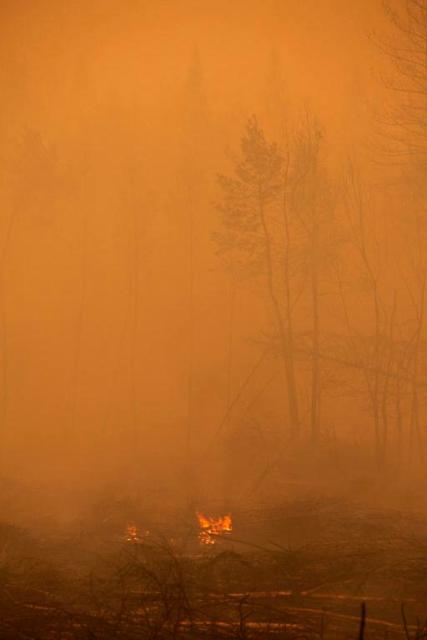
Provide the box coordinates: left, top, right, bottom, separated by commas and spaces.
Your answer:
1, 0, 384, 139
0, 0, 424, 506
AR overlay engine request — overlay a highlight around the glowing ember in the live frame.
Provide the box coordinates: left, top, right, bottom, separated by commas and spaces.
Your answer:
196, 512, 232, 545
125, 523, 149, 543
126, 522, 138, 542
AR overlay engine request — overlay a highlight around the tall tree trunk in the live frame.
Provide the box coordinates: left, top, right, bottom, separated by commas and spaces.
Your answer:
281, 155, 300, 438
395, 380, 403, 467
380, 297, 396, 466
129, 199, 139, 456
372, 284, 383, 466
310, 224, 320, 444
226, 272, 236, 411
258, 193, 299, 438
185, 191, 196, 505
409, 288, 425, 463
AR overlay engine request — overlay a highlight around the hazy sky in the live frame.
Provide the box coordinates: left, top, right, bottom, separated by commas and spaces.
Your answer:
0, 0, 416, 497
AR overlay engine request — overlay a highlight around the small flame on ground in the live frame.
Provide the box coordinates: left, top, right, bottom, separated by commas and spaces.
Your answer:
125, 523, 149, 543
126, 523, 138, 542
196, 512, 232, 545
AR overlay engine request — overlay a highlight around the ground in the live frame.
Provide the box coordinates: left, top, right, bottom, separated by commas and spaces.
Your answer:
1, 493, 427, 639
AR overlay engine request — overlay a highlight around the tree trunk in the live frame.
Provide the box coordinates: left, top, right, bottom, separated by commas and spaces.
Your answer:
281, 161, 300, 439
258, 194, 300, 438
310, 221, 321, 444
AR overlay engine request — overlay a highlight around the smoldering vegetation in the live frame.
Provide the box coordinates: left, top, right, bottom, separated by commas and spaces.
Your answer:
2, 492, 427, 639
0, 0, 427, 637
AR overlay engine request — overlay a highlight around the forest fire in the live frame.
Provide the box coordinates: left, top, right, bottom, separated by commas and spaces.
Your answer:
196, 512, 232, 545
1, 0, 426, 636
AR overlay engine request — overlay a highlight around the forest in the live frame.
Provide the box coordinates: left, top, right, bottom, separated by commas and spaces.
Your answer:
0, 0, 426, 638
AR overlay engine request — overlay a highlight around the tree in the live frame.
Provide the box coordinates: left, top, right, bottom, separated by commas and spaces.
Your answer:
381, 0, 427, 161
180, 46, 210, 498
379, 0, 427, 462
290, 115, 334, 444
1, 130, 61, 446
216, 116, 300, 437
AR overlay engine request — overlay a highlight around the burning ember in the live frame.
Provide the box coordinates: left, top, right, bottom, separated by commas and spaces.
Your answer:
196, 512, 232, 545
125, 523, 149, 543
126, 522, 138, 542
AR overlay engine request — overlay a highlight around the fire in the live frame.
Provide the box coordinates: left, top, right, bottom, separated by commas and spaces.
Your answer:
125, 523, 149, 543
126, 522, 138, 542
196, 512, 232, 545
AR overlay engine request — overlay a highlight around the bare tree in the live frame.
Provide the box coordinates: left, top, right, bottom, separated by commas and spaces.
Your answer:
1, 130, 62, 448
379, 0, 427, 461
343, 165, 389, 464
216, 117, 300, 437
290, 115, 334, 444
181, 46, 210, 495
381, 0, 427, 161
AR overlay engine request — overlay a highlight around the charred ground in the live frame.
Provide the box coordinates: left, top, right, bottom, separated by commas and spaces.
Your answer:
1, 488, 427, 640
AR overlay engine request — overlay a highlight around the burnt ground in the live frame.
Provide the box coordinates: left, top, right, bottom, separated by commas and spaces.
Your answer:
0, 497, 427, 639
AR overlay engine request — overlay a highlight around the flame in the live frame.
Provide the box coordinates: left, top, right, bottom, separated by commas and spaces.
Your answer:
126, 522, 138, 542
196, 512, 232, 545
125, 523, 150, 543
